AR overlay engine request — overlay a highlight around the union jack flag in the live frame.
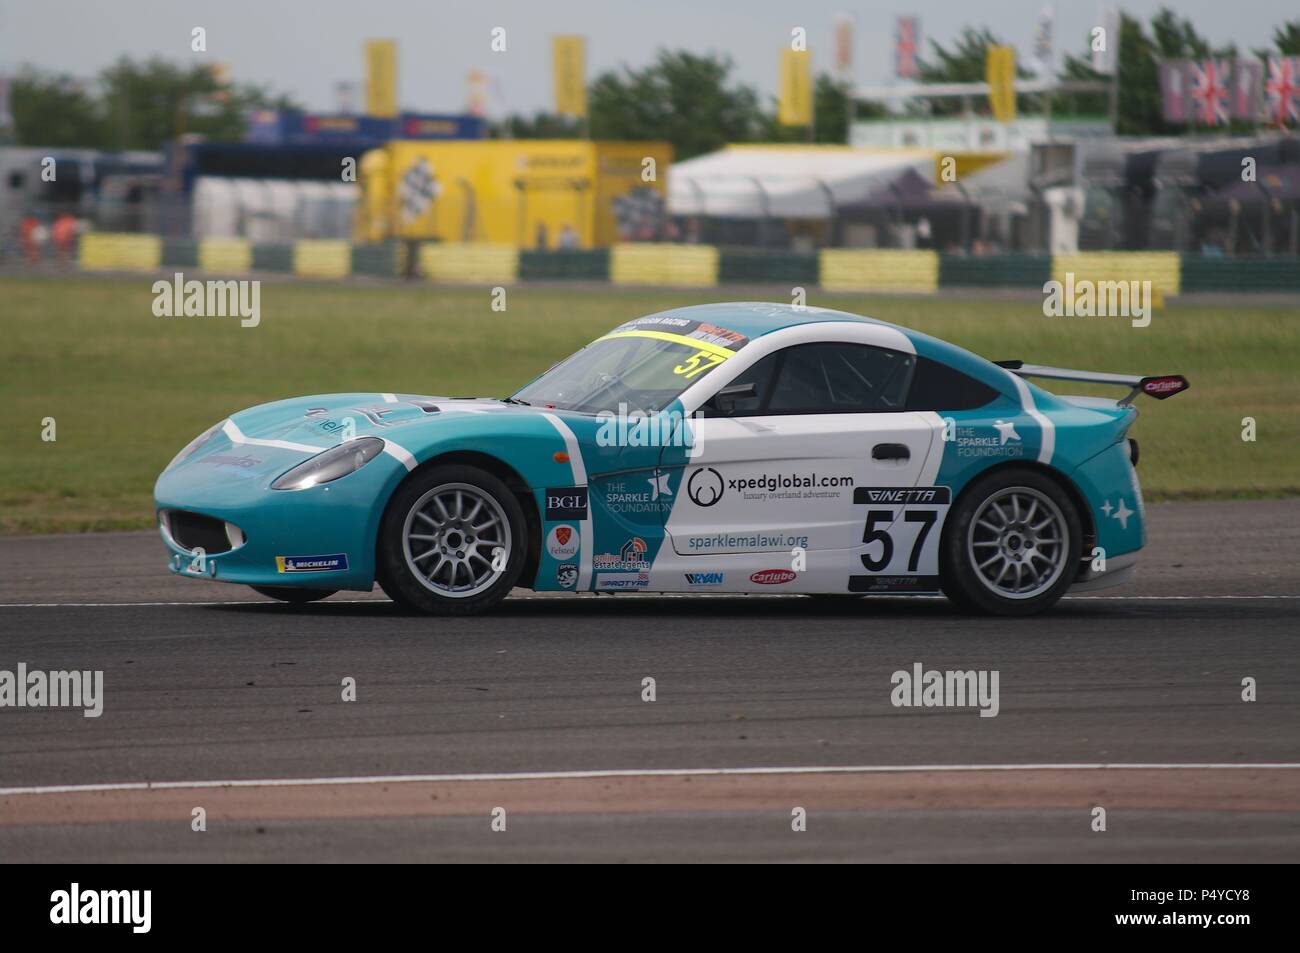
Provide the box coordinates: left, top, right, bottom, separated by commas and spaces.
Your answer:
1265, 56, 1300, 126
1190, 59, 1230, 126
895, 17, 921, 80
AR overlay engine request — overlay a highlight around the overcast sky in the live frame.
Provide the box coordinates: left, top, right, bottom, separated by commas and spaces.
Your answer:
1, 0, 1295, 116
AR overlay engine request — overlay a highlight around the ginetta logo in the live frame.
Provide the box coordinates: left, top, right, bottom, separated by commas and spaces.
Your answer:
750, 569, 796, 585
858, 486, 951, 505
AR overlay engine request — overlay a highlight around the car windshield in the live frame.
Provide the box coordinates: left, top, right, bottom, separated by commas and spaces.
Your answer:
510, 330, 740, 414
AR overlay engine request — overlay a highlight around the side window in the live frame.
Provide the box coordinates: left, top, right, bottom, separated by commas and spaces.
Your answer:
766, 343, 914, 414
904, 357, 1000, 411
704, 353, 778, 416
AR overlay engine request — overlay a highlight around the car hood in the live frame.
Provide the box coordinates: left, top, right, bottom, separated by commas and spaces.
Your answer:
159, 393, 552, 494
223, 392, 532, 449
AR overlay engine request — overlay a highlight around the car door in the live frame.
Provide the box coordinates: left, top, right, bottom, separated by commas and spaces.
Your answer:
661, 341, 939, 582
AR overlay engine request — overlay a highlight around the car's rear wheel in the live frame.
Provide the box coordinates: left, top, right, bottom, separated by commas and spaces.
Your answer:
376, 464, 527, 615
250, 586, 338, 603
940, 467, 1082, 616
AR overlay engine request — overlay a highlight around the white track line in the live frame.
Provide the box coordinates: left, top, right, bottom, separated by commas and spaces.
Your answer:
0, 594, 1296, 608
1068, 594, 1299, 601
2, 763, 1297, 798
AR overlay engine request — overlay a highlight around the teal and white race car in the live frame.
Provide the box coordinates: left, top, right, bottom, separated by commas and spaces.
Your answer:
155, 303, 1187, 616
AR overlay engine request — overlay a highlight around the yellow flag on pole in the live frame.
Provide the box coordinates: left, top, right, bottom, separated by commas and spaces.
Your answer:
553, 36, 587, 118
779, 49, 813, 126
365, 39, 398, 118
986, 45, 1016, 123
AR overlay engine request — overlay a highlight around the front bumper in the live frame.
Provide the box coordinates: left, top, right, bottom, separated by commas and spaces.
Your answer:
154, 450, 409, 592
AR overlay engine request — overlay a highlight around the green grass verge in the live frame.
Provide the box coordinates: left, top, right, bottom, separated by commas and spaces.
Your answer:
1, 275, 1296, 533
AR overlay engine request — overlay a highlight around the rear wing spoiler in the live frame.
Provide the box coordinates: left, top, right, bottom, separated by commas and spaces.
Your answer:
993, 361, 1190, 406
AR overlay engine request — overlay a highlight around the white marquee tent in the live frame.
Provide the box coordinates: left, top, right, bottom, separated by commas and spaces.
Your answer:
668, 146, 936, 220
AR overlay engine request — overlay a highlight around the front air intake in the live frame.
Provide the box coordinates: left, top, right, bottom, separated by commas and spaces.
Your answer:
162, 509, 233, 554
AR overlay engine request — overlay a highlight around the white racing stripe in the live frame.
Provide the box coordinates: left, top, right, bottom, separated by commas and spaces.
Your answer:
1007, 373, 1055, 464
540, 412, 593, 590
2, 762, 1296, 798
380, 438, 416, 471
223, 413, 413, 471
222, 419, 324, 455
916, 410, 947, 486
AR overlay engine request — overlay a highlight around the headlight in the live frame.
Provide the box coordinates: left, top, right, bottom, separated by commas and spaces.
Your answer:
165, 420, 226, 472
271, 437, 385, 490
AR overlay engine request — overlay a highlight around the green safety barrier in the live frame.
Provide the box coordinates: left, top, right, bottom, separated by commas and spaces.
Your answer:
160, 239, 199, 269
718, 250, 819, 285
1178, 256, 1300, 293
518, 249, 611, 280
939, 253, 1052, 289
350, 241, 406, 278
251, 243, 294, 273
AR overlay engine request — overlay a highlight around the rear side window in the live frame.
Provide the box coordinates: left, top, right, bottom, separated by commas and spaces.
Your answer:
904, 357, 1000, 411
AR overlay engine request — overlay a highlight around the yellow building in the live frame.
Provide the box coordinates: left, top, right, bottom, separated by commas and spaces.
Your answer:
355, 139, 674, 248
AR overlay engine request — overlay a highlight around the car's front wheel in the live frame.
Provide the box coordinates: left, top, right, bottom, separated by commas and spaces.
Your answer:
940, 467, 1082, 616
376, 464, 527, 615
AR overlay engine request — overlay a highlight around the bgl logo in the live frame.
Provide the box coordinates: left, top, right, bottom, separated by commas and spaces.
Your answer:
686, 467, 724, 507
545, 486, 588, 520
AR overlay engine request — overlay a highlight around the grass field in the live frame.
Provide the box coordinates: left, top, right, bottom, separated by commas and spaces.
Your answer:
1, 275, 1297, 533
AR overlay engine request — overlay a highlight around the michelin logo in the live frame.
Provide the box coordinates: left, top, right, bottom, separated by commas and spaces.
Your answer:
276, 553, 349, 573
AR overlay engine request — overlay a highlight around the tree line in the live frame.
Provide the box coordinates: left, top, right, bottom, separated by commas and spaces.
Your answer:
6, 9, 1298, 160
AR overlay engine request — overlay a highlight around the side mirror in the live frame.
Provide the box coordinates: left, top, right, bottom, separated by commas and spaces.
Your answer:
711, 381, 757, 414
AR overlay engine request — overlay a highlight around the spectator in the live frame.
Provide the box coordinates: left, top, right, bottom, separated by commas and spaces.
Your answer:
52, 213, 78, 262
20, 215, 42, 264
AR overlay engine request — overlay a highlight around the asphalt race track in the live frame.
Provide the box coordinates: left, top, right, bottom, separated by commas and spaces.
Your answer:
1, 500, 1297, 862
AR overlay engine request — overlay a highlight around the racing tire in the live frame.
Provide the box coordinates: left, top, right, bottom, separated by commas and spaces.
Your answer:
939, 467, 1082, 617
376, 464, 527, 616
250, 586, 338, 603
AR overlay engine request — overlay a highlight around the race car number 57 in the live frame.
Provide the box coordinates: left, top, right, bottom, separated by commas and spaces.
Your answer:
673, 350, 727, 379
853, 486, 952, 574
